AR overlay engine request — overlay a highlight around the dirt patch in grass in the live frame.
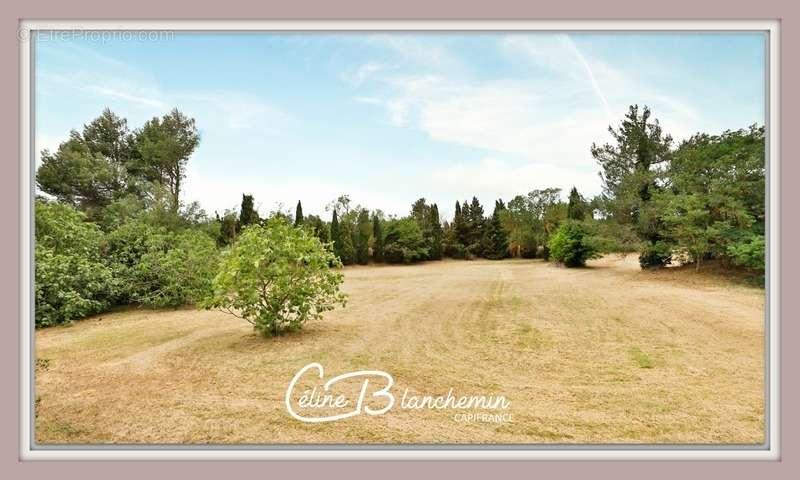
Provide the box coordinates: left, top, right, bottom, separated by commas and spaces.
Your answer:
35, 255, 765, 444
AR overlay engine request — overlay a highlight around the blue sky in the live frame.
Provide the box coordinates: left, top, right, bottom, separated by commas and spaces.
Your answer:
34, 32, 766, 220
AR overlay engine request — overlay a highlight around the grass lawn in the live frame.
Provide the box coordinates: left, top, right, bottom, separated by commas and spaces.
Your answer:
34, 255, 765, 444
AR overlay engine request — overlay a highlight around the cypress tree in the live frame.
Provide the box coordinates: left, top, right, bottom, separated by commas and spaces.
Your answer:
454, 200, 469, 248
338, 221, 356, 265
372, 214, 384, 263
355, 209, 371, 265
239, 194, 259, 228
294, 200, 304, 226
567, 186, 585, 220
331, 209, 342, 259
429, 203, 443, 260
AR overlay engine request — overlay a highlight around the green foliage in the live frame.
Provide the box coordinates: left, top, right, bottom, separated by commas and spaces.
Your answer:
428, 204, 443, 260
35, 200, 117, 327
372, 214, 385, 262
104, 220, 219, 307
304, 214, 329, 242
593, 105, 673, 265
130, 228, 218, 307
202, 219, 347, 337
354, 208, 371, 265
294, 200, 304, 226
239, 194, 259, 229
131, 109, 200, 211
727, 234, 765, 272
338, 221, 356, 265
484, 200, 509, 260
548, 221, 600, 268
330, 209, 342, 259
384, 218, 429, 264
639, 241, 674, 268
593, 106, 765, 275
567, 186, 586, 220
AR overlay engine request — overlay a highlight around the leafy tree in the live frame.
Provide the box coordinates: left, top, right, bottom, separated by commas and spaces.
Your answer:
239, 194, 259, 229
667, 126, 765, 271
294, 200, 304, 226
384, 218, 429, 263
661, 193, 713, 271
129, 228, 219, 307
484, 200, 509, 260
215, 209, 239, 246
354, 208, 371, 265
304, 214, 329, 243
35, 200, 117, 326
202, 219, 347, 337
372, 213, 385, 262
548, 221, 600, 267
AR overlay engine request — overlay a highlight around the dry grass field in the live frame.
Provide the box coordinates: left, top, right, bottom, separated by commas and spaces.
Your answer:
35, 255, 765, 444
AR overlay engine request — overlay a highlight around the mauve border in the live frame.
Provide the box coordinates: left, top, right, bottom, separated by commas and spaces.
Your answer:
1, 0, 797, 477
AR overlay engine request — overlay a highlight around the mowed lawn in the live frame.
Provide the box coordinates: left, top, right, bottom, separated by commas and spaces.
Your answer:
35, 255, 765, 444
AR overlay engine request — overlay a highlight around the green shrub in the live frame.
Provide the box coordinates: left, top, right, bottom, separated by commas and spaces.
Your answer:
547, 221, 600, 267
202, 219, 347, 337
639, 240, 673, 268
384, 218, 429, 264
133, 229, 219, 307
727, 234, 765, 272
35, 200, 117, 326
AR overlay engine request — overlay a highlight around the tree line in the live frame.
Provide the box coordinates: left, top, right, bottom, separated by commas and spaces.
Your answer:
33, 105, 765, 327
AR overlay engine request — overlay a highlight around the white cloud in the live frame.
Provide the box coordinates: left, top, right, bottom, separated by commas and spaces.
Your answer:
81, 85, 166, 109
366, 35, 459, 70
352, 32, 713, 173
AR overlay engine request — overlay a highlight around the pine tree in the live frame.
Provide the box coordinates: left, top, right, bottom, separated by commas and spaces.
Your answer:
372, 214, 384, 263
429, 203, 443, 260
294, 200, 304, 226
485, 199, 509, 259
355, 209, 371, 265
567, 187, 585, 220
239, 194, 259, 229
454, 200, 469, 248
467, 196, 485, 256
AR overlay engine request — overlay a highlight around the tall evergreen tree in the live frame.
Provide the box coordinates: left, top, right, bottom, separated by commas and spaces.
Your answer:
372, 214, 384, 263
567, 186, 585, 220
429, 203, 443, 260
239, 194, 259, 228
592, 105, 673, 267
294, 200, 304, 226
485, 199, 509, 259
466, 196, 486, 253
338, 221, 356, 265
454, 200, 469, 248
354, 209, 371, 265
331, 209, 342, 260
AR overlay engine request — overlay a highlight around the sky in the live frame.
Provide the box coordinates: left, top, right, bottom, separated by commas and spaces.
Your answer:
34, 32, 766, 220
